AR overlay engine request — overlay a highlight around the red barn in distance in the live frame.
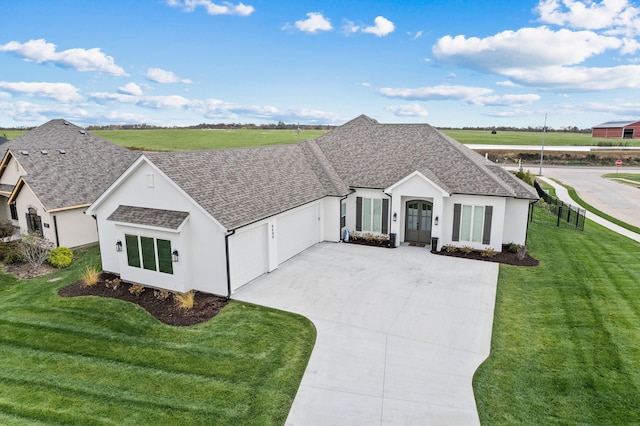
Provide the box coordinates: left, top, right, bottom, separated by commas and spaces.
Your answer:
592, 120, 640, 138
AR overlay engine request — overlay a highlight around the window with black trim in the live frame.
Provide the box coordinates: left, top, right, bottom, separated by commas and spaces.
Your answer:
355, 197, 389, 234
452, 204, 492, 244
9, 203, 17, 221
125, 234, 173, 274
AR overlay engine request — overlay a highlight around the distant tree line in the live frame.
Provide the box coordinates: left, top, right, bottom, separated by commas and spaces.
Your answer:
85, 122, 334, 131
436, 125, 592, 133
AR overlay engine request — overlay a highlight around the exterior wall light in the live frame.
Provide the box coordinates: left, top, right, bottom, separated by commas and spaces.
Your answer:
172, 250, 179, 262
434, 216, 439, 226
116, 240, 122, 252
393, 212, 397, 222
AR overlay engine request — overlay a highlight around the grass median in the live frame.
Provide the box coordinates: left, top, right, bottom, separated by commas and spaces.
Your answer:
0, 245, 315, 425
474, 208, 640, 424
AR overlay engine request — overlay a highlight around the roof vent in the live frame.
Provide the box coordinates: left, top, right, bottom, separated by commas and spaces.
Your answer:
41, 150, 48, 155
58, 149, 66, 154
63, 121, 69, 125
20, 150, 28, 155
79, 130, 86, 135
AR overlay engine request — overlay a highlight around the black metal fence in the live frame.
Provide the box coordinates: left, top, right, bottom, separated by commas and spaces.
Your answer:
531, 180, 585, 231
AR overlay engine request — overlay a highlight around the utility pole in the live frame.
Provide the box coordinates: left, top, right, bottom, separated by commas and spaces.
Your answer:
538, 113, 547, 176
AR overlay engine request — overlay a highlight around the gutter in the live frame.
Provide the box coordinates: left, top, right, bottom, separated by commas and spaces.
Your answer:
224, 229, 236, 298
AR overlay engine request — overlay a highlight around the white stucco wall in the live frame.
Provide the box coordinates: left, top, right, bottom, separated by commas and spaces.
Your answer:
14, 184, 56, 243
0, 155, 26, 186
343, 188, 391, 237
90, 160, 228, 296
321, 196, 342, 243
441, 195, 507, 251
503, 198, 532, 245
53, 208, 99, 248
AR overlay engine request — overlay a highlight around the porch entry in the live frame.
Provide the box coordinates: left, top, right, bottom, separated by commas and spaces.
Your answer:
405, 200, 432, 243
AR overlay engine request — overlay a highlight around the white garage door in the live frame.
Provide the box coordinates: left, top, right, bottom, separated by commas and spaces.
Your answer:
277, 204, 319, 264
228, 223, 268, 291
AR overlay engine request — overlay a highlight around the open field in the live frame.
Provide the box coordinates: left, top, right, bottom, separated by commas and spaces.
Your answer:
440, 129, 640, 146
474, 208, 640, 424
0, 245, 315, 425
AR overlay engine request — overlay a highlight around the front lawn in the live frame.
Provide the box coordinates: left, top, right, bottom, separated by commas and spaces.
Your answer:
474, 209, 640, 424
0, 245, 315, 425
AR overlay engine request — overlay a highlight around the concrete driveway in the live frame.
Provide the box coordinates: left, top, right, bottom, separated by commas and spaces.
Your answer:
233, 242, 499, 425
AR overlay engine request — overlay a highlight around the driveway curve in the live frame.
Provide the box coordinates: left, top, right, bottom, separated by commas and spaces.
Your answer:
233, 242, 499, 425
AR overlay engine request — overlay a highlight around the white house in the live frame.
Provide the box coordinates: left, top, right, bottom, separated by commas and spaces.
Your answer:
86, 115, 538, 297
0, 120, 139, 248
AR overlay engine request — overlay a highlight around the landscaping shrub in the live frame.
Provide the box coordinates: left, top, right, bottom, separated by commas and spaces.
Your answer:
82, 266, 100, 287
154, 289, 170, 300
128, 284, 145, 297
460, 245, 474, 254
174, 291, 195, 310
47, 247, 73, 268
481, 247, 497, 258
516, 244, 527, 260
0, 241, 24, 264
0, 221, 16, 241
443, 244, 457, 253
19, 233, 54, 268
507, 242, 519, 253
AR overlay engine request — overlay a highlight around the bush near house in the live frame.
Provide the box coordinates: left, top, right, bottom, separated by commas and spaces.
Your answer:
47, 247, 74, 268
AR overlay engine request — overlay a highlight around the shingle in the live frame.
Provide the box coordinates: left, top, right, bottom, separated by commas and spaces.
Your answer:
107, 205, 189, 230
4, 119, 140, 210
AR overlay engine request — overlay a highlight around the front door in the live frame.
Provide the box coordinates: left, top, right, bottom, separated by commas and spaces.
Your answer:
405, 200, 432, 243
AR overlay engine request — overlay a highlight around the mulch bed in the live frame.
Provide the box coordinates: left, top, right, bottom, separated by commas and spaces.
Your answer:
58, 273, 228, 326
435, 245, 539, 266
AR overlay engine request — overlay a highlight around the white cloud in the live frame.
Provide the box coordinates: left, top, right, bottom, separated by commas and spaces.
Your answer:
145, 68, 192, 84
0, 100, 90, 123
378, 85, 493, 101
0, 39, 127, 76
167, 0, 254, 16
466, 94, 541, 107
287, 12, 333, 33
341, 20, 360, 34
502, 64, 640, 90
90, 92, 192, 109
433, 26, 621, 71
386, 104, 429, 117
362, 16, 395, 37
536, 0, 640, 35
118, 82, 143, 96
0, 81, 82, 102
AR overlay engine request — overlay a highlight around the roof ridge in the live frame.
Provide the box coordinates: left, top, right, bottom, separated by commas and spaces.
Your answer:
300, 140, 349, 196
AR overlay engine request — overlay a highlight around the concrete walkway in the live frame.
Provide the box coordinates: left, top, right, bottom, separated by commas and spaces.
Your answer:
233, 242, 499, 425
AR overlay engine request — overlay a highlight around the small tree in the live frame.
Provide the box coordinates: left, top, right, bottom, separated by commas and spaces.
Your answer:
0, 221, 16, 242
19, 233, 54, 268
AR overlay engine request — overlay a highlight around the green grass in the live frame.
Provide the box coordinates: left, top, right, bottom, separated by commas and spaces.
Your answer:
92, 129, 327, 151
474, 209, 640, 424
603, 172, 640, 183
0, 245, 315, 425
0, 130, 27, 140
440, 129, 640, 146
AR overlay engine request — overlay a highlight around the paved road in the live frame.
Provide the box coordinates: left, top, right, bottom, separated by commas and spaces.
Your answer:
519, 165, 640, 229
234, 242, 498, 425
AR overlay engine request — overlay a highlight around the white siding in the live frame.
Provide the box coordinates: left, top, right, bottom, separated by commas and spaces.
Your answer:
442, 195, 507, 251
228, 223, 269, 292
277, 203, 319, 263
503, 198, 531, 245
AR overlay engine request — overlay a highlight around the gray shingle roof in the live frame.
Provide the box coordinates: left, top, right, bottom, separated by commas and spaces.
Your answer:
313, 115, 538, 199
107, 205, 189, 230
3, 119, 140, 210
146, 143, 333, 230
142, 115, 536, 231
592, 120, 640, 128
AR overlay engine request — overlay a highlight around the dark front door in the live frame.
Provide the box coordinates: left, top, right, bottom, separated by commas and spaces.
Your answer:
405, 201, 432, 243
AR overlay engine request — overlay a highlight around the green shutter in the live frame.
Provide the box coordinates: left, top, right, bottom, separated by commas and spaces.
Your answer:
483, 206, 493, 245
355, 197, 362, 231
381, 199, 389, 234
452, 204, 461, 242
140, 237, 157, 271
125, 234, 140, 268
157, 239, 173, 274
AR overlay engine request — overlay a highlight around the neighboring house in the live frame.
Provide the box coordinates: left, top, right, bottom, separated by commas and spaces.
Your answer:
592, 120, 640, 138
0, 119, 139, 247
87, 115, 538, 297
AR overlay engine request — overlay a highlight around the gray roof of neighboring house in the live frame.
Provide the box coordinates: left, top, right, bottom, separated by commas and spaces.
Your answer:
593, 120, 640, 128
2, 119, 140, 210
107, 205, 189, 230
142, 115, 536, 231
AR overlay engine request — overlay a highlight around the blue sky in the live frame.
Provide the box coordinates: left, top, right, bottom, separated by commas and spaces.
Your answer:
2, 0, 640, 129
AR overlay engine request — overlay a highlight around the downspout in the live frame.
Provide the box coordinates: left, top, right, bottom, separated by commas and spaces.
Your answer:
52, 215, 60, 247
225, 229, 235, 299
339, 194, 349, 241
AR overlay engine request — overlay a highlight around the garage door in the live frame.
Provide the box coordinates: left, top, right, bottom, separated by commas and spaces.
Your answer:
228, 223, 268, 291
277, 204, 319, 264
